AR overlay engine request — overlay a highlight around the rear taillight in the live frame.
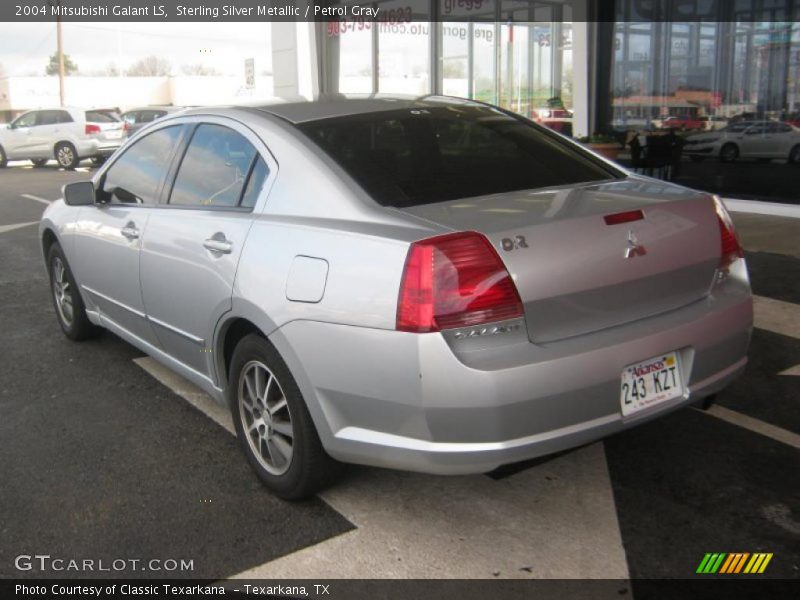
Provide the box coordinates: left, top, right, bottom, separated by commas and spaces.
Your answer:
85, 124, 101, 135
123, 122, 130, 133
712, 196, 743, 270
396, 231, 523, 333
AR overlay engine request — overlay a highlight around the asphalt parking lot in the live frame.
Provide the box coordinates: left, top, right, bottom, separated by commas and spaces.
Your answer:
0, 161, 798, 590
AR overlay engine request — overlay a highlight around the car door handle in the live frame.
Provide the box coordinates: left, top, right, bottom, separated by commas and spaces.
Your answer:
203, 237, 232, 254
121, 225, 140, 240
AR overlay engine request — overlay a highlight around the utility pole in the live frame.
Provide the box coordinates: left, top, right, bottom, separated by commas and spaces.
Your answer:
47, 1, 65, 106
56, 16, 64, 106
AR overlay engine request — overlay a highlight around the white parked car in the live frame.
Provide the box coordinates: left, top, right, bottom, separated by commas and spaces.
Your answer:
0, 107, 127, 169
684, 120, 800, 163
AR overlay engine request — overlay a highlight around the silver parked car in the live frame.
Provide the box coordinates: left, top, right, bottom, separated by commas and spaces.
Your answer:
39, 96, 753, 498
0, 107, 127, 169
684, 120, 800, 163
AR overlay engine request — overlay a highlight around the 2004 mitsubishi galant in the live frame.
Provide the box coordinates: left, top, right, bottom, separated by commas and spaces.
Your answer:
40, 95, 753, 499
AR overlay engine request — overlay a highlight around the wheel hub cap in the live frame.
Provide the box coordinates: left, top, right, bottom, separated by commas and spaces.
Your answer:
52, 257, 74, 325
238, 360, 294, 476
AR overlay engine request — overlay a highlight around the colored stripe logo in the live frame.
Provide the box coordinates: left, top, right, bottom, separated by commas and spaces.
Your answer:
697, 552, 773, 574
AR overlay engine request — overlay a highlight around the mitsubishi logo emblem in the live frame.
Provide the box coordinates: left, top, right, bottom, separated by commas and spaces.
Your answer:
624, 231, 647, 258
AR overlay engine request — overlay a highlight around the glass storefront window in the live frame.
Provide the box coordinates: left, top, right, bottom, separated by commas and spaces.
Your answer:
378, 7, 430, 94
441, 23, 469, 98
319, 2, 579, 135
335, 25, 373, 93
472, 23, 496, 104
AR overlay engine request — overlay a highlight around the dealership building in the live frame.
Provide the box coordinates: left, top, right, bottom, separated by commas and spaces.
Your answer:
272, 0, 800, 138
1, 0, 798, 139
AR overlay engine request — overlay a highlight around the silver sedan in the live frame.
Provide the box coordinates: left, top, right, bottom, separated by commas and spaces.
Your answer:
39, 96, 753, 498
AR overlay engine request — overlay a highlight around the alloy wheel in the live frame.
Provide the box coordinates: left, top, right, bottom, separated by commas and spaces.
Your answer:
57, 145, 75, 168
720, 145, 738, 162
52, 256, 74, 326
238, 360, 294, 475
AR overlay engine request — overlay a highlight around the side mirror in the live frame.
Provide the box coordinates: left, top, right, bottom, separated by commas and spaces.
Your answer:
63, 181, 96, 206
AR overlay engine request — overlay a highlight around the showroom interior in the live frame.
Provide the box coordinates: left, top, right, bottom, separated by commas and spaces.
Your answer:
0, 0, 798, 592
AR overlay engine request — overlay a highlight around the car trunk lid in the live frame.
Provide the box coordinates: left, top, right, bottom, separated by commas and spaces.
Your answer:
398, 178, 720, 343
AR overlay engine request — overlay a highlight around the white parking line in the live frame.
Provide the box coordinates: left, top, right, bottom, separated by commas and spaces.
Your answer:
132, 357, 234, 434
723, 198, 800, 219
20, 194, 53, 205
698, 405, 800, 450
133, 356, 630, 580
694, 294, 800, 449
0, 221, 38, 234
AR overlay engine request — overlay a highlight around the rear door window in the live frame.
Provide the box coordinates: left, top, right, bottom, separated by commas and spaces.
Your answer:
240, 157, 269, 209
299, 105, 619, 207
37, 110, 72, 125
169, 124, 258, 208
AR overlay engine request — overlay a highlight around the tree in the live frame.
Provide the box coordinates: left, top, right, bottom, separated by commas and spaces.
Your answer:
46, 53, 78, 76
442, 60, 466, 79
125, 56, 171, 77
180, 64, 219, 76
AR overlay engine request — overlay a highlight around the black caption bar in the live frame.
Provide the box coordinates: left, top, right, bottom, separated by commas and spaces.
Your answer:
3, 0, 800, 22
5, 579, 800, 600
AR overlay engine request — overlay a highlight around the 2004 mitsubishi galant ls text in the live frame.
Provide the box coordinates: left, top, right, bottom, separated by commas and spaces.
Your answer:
40, 95, 753, 499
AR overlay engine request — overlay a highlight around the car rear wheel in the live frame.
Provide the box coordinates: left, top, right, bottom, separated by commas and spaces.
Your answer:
228, 333, 342, 499
47, 242, 102, 341
0, 145, 7, 168
91, 156, 106, 166
55, 142, 79, 169
789, 145, 800, 164
720, 143, 739, 163
31, 159, 48, 167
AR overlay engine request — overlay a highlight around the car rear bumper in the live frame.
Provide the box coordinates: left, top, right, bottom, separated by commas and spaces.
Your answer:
75, 138, 124, 158
271, 263, 753, 475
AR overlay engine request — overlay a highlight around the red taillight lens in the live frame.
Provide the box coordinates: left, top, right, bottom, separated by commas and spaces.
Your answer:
85, 124, 101, 135
604, 209, 644, 226
396, 231, 523, 333
713, 196, 743, 270
122, 122, 130, 133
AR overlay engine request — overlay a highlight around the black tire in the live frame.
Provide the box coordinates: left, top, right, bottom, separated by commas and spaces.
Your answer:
31, 158, 49, 167
689, 155, 706, 163
91, 156, 107, 166
47, 242, 102, 341
0, 144, 7, 168
720, 143, 739, 163
55, 142, 79, 169
228, 334, 342, 499
789, 145, 800, 165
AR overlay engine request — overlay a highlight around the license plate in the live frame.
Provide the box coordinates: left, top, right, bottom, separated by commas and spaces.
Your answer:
620, 351, 683, 417
104, 130, 122, 139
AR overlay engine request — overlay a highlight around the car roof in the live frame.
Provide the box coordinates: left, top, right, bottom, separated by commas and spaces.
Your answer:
234, 94, 491, 124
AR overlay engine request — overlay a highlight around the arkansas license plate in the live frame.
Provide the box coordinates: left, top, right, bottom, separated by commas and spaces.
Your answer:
620, 352, 683, 417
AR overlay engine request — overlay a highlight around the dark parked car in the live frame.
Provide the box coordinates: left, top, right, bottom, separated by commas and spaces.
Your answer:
121, 106, 184, 135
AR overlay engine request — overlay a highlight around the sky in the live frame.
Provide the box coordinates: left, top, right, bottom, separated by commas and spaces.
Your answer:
0, 22, 273, 77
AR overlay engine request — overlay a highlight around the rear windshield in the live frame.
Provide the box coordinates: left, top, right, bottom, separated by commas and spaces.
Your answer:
298, 106, 620, 207
85, 110, 119, 123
